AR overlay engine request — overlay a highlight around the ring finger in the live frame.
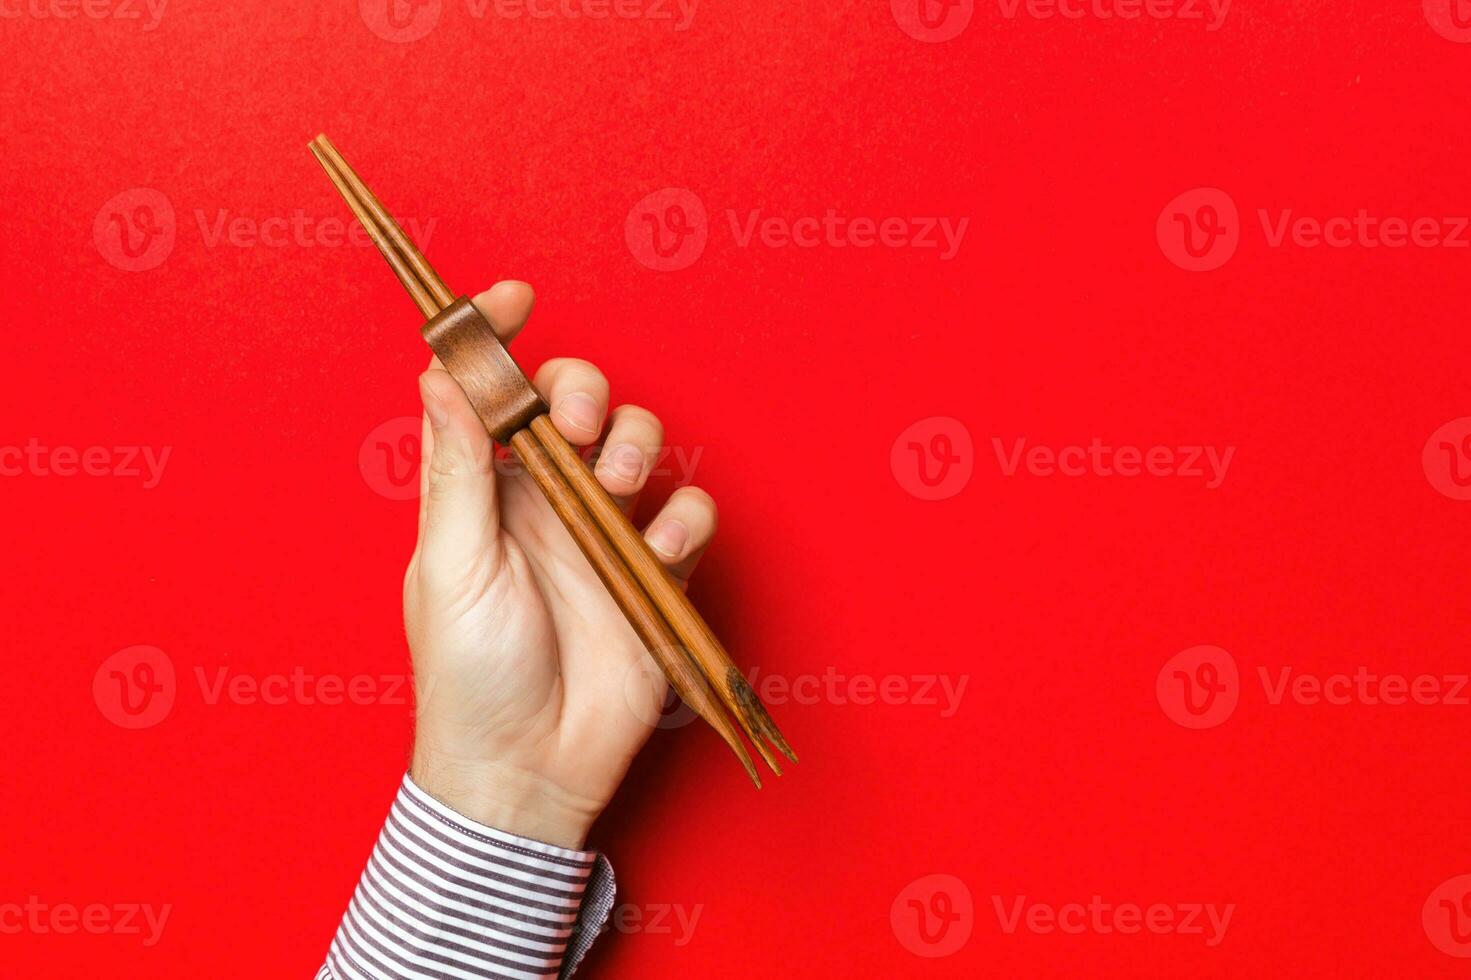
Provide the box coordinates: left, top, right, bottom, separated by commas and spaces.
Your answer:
594, 404, 664, 515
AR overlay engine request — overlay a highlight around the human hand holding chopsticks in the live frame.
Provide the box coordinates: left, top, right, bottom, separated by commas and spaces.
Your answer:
405, 278, 718, 850
310, 137, 793, 977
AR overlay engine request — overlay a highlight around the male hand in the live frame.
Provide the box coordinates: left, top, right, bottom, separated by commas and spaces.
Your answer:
405, 280, 719, 849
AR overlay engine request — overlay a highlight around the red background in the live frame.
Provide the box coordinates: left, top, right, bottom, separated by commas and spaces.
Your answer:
5, 0, 1471, 975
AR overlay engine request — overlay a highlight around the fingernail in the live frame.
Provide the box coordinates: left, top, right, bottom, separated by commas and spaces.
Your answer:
419, 374, 449, 428
555, 393, 601, 434
602, 444, 644, 481
646, 520, 689, 559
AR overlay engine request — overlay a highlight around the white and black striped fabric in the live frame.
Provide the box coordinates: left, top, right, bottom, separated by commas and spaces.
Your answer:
318, 775, 616, 979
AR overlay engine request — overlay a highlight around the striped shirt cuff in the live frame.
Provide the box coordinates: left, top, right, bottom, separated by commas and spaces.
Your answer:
319, 774, 616, 980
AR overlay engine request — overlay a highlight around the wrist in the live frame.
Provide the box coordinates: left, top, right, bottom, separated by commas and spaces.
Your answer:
409, 748, 600, 850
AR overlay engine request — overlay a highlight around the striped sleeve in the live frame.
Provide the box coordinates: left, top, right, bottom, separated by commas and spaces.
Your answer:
318, 774, 616, 979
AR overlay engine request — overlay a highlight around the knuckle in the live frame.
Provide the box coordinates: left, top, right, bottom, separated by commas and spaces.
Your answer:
534, 358, 609, 401
672, 486, 718, 529
595, 470, 642, 496
610, 404, 663, 442
531, 357, 573, 387
672, 484, 716, 509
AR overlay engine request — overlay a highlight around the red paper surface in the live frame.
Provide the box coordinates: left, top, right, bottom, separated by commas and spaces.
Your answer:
4, 1, 1471, 976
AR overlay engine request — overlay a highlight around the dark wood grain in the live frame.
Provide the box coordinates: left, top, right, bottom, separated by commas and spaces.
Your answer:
421, 298, 548, 443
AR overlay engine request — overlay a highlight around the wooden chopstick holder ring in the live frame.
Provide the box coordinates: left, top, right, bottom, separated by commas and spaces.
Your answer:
421, 296, 548, 442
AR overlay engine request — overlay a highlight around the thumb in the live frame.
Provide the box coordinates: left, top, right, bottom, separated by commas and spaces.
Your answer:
417, 368, 501, 577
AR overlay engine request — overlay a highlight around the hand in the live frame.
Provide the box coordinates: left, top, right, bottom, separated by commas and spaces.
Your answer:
404, 280, 719, 849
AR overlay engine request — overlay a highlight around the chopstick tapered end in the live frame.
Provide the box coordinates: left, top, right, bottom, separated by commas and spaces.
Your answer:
744, 760, 763, 790
731, 741, 762, 789
770, 734, 798, 765
749, 733, 784, 778
708, 717, 762, 788
725, 667, 799, 766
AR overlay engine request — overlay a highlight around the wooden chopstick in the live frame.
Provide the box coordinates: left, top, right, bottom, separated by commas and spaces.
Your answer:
309, 140, 441, 319
308, 134, 791, 782
510, 427, 762, 785
311, 136, 455, 314
529, 414, 797, 766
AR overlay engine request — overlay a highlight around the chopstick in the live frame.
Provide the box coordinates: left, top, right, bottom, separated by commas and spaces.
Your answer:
508, 425, 763, 786
309, 137, 454, 315
308, 134, 794, 783
529, 414, 796, 767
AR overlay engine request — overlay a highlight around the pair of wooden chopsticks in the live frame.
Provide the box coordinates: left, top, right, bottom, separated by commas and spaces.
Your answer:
308, 135, 795, 786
